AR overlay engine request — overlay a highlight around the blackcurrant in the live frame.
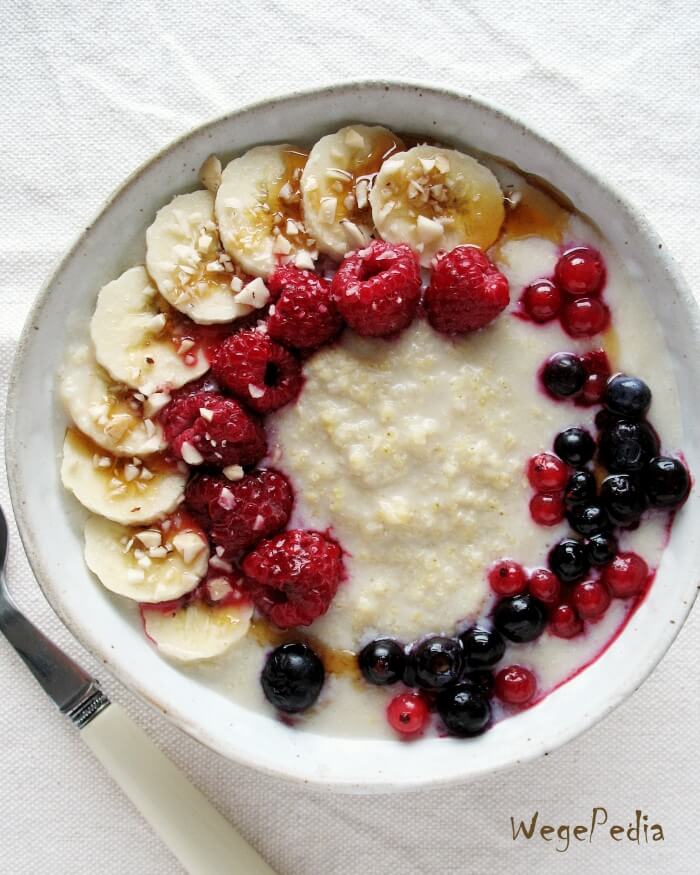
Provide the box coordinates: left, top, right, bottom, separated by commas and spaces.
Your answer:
261, 643, 325, 713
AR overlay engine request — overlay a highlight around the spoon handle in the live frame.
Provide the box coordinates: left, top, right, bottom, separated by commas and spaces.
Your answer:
81, 703, 277, 875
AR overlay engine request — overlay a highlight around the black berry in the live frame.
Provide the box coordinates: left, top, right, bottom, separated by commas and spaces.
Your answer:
644, 456, 691, 508
493, 594, 547, 643
554, 427, 595, 466
566, 502, 611, 536
564, 469, 597, 509
462, 669, 495, 699
548, 537, 590, 583
603, 374, 652, 418
586, 532, 618, 566
261, 643, 325, 713
458, 625, 506, 668
436, 684, 491, 737
542, 352, 586, 398
599, 420, 660, 473
600, 473, 646, 526
408, 636, 464, 691
358, 638, 405, 686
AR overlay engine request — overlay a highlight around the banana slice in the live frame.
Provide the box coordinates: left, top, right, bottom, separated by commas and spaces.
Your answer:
91, 266, 209, 394
199, 155, 222, 194
60, 343, 166, 457
146, 190, 253, 325
301, 125, 404, 259
84, 514, 208, 603
370, 145, 505, 266
215, 144, 318, 277
61, 428, 186, 525
141, 599, 253, 662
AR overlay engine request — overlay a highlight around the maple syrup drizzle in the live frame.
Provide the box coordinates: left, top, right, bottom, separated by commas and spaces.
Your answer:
156, 295, 231, 363
601, 322, 620, 371
500, 183, 569, 245
492, 166, 619, 370
305, 130, 404, 228
250, 617, 360, 680
275, 148, 309, 229
66, 427, 177, 475
95, 364, 149, 428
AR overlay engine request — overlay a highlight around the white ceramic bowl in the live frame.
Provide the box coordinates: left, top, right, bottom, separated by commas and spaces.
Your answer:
6, 82, 700, 790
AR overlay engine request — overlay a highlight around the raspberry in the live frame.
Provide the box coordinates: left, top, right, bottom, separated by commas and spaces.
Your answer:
426, 245, 509, 334
267, 265, 343, 349
160, 391, 266, 468
185, 470, 293, 558
330, 240, 421, 337
242, 530, 343, 628
167, 373, 219, 399
211, 330, 302, 413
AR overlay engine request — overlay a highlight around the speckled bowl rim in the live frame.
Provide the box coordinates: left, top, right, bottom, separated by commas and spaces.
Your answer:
5, 80, 700, 791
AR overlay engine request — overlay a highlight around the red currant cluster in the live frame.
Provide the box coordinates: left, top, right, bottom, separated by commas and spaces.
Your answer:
521, 246, 609, 337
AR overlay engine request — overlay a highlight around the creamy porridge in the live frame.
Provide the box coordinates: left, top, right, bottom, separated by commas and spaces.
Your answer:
57, 124, 690, 741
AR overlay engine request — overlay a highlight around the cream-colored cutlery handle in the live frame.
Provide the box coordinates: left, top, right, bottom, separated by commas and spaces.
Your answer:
81, 703, 277, 875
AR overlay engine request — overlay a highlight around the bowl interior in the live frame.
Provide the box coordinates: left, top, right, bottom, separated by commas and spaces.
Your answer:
6, 82, 700, 789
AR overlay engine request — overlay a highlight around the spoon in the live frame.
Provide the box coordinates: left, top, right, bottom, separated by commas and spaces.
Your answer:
0, 504, 276, 875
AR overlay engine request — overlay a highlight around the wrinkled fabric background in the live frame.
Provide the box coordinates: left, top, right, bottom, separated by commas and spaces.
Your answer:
1, 2, 699, 873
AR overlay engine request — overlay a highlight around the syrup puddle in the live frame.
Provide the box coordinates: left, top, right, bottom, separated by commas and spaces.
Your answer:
250, 617, 360, 681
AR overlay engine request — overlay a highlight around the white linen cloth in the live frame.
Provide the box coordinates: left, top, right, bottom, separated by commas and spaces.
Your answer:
1, 1, 699, 872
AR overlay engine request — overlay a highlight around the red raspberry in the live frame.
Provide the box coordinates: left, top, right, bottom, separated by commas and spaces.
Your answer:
266, 266, 343, 350
426, 245, 509, 334
211, 330, 302, 413
529, 492, 565, 526
242, 530, 343, 629
561, 297, 610, 338
549, 602, 583, 638
167, 373, 219, 399
495, 665, 537, 705
528, 568, 561, 605
185, 470, 293, 558
521, 279, 561, 322
602, 552, 649, 598
330, 240, 421, 337
160, 391, 267, 468
488, 559, 527, 596
386, 692, 430, 736
527, 453, 568, 491
572, 578, 611, 619
555, 247, 605, 296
